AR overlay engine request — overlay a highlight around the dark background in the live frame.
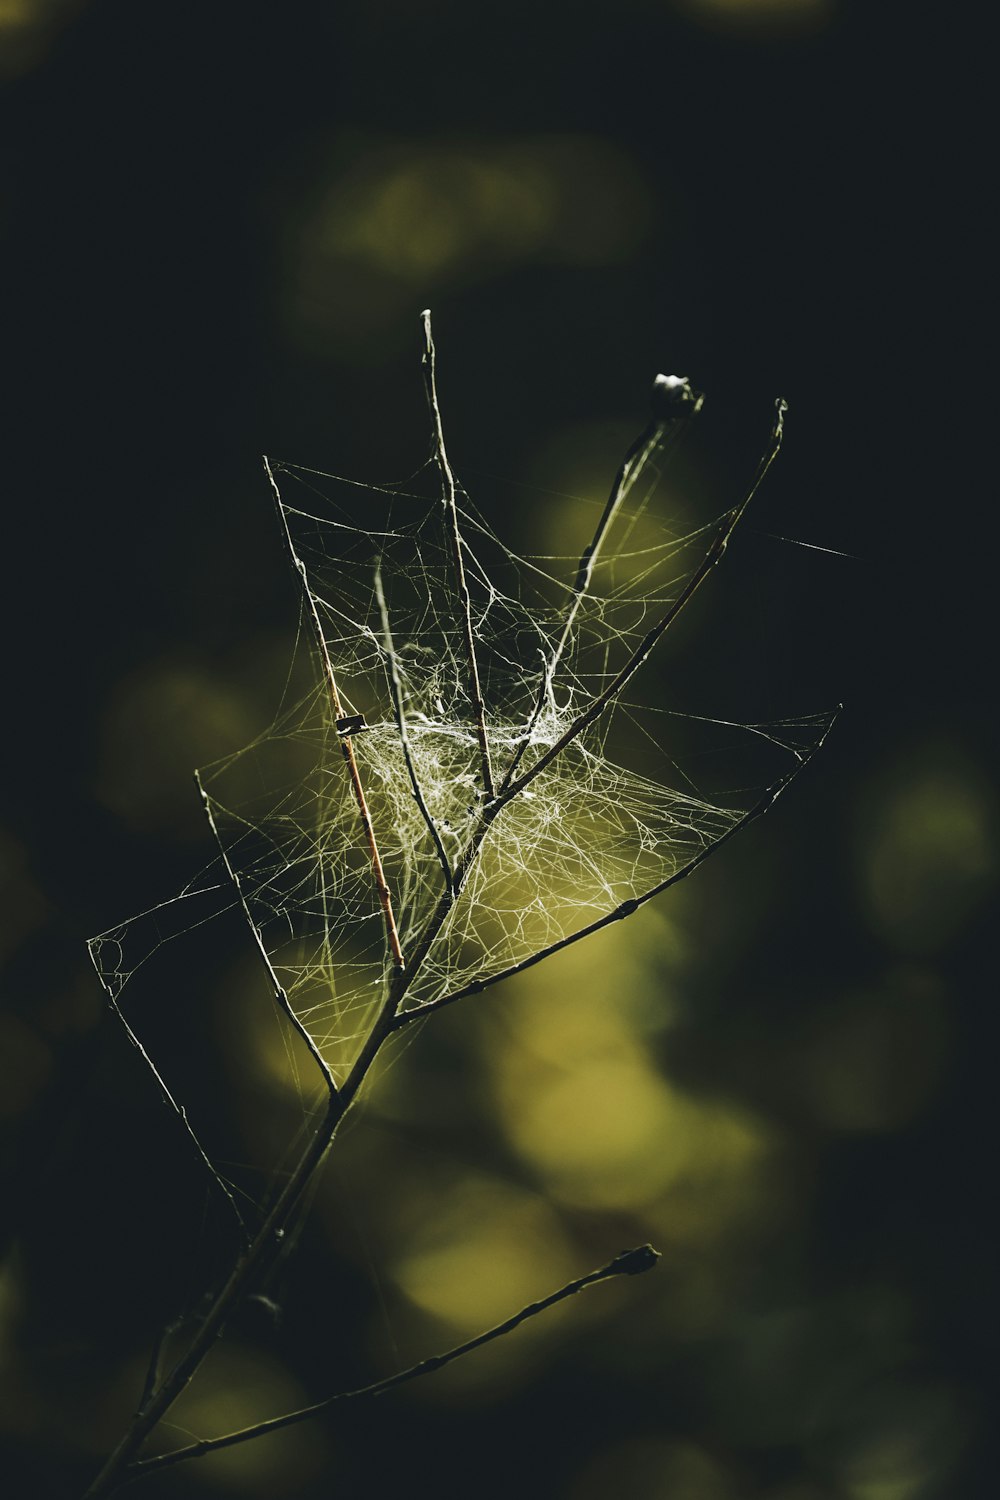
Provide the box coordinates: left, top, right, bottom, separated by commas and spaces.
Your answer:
0, 2, 993, 1497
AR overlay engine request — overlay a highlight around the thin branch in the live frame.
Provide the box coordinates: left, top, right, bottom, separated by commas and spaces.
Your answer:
137, 1330, 166, 1417
86, 945, 247, 1240
85, 951, 417, 1498
83, 1107, 343, 1496
264, 455, 405, 972
499, 374, 703, 794
500, 399, 788, 808
374, 561, 454, 895
136, 1314, 184, 1417
127, 1245, 660, 1480
83, 366, 813, 1500
390, 399, 788, 1002
81, 477, 418, 1499
195, 771, 338, 1101
394, 706, 839, 1030
421, 309, 495, 799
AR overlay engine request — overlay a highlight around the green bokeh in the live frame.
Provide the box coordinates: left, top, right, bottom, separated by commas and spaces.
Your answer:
0, 2, 991, 1497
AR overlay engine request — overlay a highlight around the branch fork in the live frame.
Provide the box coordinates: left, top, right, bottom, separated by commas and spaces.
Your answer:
84, 318, 827, 1498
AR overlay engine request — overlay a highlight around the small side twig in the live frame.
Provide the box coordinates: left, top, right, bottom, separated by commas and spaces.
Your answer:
84, 337, 821, 1500
374, 561, 453, 895
265, 454, 406, 973
501, 398, 788, 806
136, 1318, 175, 1417
421, 308, 495, 799
126, 1245, 660, 1481
86, 944, 247, 1239
195, 770, 338, 1101
367, 395, 787, 1011
500, 373, 703, 793
393, 706, 838, 1030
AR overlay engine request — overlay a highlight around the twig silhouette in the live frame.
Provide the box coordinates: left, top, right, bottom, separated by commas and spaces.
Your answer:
499, 372, 703, 793
374, 560, 454, 894
265, 454, 405, 972
422, 309, 495, 799
85, 942, 247, 1239
124, 1246, 660, 1483
395, 707, 838, 1028
502, 399, 788, 805
196, 769, 339, 1099
83, 319, 827, 1498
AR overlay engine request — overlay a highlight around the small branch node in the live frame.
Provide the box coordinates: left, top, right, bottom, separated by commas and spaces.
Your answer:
608, 1243, 661, 1276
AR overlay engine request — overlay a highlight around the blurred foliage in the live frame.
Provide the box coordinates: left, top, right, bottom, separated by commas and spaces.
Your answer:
0, 0, 87, 79
0, 829, 47, 968
859, 743, 995, 955
0, 0, 990, 1496
166, 1344, 328, 1494
94, 660, 266, 838
284, 135, 650, 357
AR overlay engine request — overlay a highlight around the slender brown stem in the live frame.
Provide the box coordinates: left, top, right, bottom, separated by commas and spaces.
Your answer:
421, 309, 495, 799
374, 561, 454, 894
265, 456, 405, 972
126, 1246, 660, 1481
500, 374, 703, 794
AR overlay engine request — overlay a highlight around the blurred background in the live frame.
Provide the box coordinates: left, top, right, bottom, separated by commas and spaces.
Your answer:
0, 1, 993, 1497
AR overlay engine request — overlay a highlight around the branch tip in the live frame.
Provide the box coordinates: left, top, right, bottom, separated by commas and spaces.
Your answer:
125, 1241, 661, 1480
609, 1243, 661, 1277
650, 373, 703, 420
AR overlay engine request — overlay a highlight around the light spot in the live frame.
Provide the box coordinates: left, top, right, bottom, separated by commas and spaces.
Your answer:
390, 1172, 576, 1337
283, 135, 650, 354
0, 1016, 51, 1119
167, 1343, 327, 1492
860, 746, 995, 953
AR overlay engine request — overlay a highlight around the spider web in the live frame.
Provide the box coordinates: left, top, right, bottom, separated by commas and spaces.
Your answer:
90, 388, 834, 1116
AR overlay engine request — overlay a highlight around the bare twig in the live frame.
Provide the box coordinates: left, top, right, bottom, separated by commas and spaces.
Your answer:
264, 455, 405, 972
82, 1017, 390, 1498
421, 309, 495, 799
86, 918, 443, 1500
374, 561, 454, 895
136, 1315, 179, 1419
85, 944, 247, 1239
83, 486, 415, 1497
354, 403, 792, 1025
500, 373, 703, 793
195, 770, 338, 1100
393, 707, 839, 1030
84, 349, 816, 1500
126, 1245, 660, 1481
500, 399, 788, 807
387, 400, 790, 1009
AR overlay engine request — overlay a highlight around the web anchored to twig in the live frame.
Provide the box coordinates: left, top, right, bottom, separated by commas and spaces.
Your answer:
83, 314, 837, 1495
